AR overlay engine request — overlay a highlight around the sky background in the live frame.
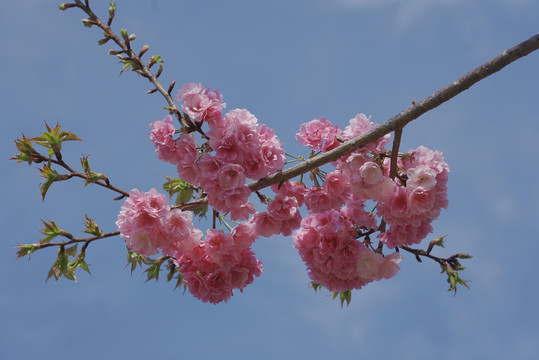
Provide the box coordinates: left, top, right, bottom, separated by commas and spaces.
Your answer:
1, 0, 538, 359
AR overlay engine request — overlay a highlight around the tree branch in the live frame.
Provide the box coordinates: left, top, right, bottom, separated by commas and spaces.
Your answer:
247, 33, 539, 192
176, 33, 539, 211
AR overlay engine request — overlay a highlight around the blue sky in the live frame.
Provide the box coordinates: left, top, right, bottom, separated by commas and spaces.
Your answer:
1, 1, 538, 359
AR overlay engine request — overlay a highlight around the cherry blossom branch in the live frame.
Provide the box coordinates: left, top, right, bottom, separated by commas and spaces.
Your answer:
178, 32, 539, 211
247, 32, 539, 192
19, 145, 130, 199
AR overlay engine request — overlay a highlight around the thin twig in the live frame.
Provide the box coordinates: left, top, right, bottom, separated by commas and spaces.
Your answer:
71, 0, 195, 131
389, 128, 403, 180
20, 230, 120, 251
34, 152, 130, 198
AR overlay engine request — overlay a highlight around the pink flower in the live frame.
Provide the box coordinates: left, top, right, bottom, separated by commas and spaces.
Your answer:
175, 82, 225, 124
175, 230, 263, 304
204, 229, 239, 268
149, 115, 181, 165
271, 181, 309, 207
408, 187, 436, 215
379, 220, 433, 248
161, 209, 203, 255
407, 165, 437, 190
342, 114, 389, 153
293, 210, 369, 292
116, 188, 170, 256
197, 153, 223, 188
267, 194, 300, 221
229, 201, 256, 221
356, 247, 384, 281
323, 170, 350, 198
304, 187, 343, 213
175, 133, 201, 185
216, 163, 246, 190
252, 212, 282, 238
356, 248, 402, 281
209, 109, 258, 165
350, 161, 395, 201
231, 220, 258, 251
379, 252, 402, 279
339, 197, 378, 230
296, 117, 342, 152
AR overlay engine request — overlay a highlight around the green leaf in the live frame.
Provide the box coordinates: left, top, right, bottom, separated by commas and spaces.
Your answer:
80, 154, 91, 173
83, 215, 103, 236
149, 55, 164, 65
144, 261, 161, 282
442, 265, 470, 295
162, 177, 191, 197
65, 244, 78, 258
47, 261, 61, 281
70, 258, 91, 275
434, 235, 447, 248
15, 244, 36, 259
39, 164, 69, 200
193, 204, 208, 219
456, 253, 473, 259
47, 246, 78, 282
126, 250, 152, 274
174, 273, 185, 290
12, 135, 42, 165
176, 187, 193, 205
84, 172, 108, 186
39, 220, 62, 244
310, 281, 323, 292
339, 290, 352, 307
31, 122, 81, 154
120, 60, 135, 75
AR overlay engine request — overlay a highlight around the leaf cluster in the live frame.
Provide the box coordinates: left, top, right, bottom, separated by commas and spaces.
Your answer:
126, 251, 185, 290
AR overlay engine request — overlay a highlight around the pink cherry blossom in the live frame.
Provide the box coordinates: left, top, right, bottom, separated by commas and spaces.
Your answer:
175, 82, 225, 124
293, 210, 370, 292
116, 188, 170, 256
296, 117, 342, 152
407, 165, 437, 190
216, 163, 246, 190
342, 113, 390, 153
149, 115, 181, 165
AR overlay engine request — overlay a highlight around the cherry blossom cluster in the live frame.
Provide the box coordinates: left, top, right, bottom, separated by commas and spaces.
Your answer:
150, 83, 286, 220
291, 114, 449, 292
116, 188, 263, 303
294, 210, 402, 292
117, 83, 449, 303
116, 188, 202, 256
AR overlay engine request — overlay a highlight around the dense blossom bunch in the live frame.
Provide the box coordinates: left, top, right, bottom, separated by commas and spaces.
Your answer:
116, 188, 202, 256
291, 114, 449, 291
176, 225, 263, 303
150, 83, 286, 220
118, 82, 449, 304
294, 210, 402, 292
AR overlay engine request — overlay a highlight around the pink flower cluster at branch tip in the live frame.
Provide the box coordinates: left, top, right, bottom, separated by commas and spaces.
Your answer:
117, 189, 262, 304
